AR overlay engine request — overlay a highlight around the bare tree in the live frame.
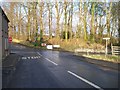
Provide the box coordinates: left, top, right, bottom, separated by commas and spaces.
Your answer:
69, 1, 73, 39
38, 2, 44, 44
55, 1, 63, 39
106, 2, 112, 37
64, 0, 68, 42
47, 2, 53, 39
8, 3, 16, 38
83, 2, 88, 41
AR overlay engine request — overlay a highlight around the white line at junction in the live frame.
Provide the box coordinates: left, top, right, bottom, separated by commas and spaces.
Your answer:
22, 57, 27, 59
21, 56, 41, 60
67, 71, 103, 90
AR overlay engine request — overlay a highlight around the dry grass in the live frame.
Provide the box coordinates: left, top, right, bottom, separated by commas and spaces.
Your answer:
83, 54, 120, 63
13, 38, 105, 52
47, 38, 105, 52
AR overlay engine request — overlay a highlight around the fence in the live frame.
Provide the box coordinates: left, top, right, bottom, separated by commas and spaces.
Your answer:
75, 48, 105, 55
112, 46, 120, 55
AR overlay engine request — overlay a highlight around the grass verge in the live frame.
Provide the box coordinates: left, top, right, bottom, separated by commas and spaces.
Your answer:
82, 54, 120, 63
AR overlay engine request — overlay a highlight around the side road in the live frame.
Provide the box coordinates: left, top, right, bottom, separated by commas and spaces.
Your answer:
2, 53, 20, 88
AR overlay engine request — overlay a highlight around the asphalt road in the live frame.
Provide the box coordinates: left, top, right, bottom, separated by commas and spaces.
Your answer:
6, 43, 119, 89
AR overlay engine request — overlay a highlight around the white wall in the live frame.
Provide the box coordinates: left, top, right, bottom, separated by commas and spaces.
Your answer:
0, 9, 2, 62
0, 8, 2, 90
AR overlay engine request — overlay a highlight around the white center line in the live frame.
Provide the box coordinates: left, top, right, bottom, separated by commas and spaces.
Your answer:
37, 52, 42, 56
67, 71, 103, 90
45, 58, 58, 66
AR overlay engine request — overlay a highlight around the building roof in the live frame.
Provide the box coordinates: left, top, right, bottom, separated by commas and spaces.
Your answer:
0, 6, 9, 22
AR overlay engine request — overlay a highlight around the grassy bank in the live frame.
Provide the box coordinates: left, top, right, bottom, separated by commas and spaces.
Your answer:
48, 38, 105, 52
82, 54, 120, 63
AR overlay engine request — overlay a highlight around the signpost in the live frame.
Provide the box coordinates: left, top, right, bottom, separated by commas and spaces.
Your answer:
9, 37, 12, 43
103, 37, 110, 55
8, 37, 12, 53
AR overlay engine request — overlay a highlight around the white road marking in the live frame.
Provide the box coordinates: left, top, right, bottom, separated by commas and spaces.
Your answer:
28, 57, 30, 59
34, 57, 37, 59
37, 52, 42, 56
36, 56, 38, 59
45, 58, 58, 66
22, 56, 41, 60
37, 56, 39, 58
31, 57, 34, 59
67, 71, 103, 90
35, 56, 38, 59
22, 57, 27, 59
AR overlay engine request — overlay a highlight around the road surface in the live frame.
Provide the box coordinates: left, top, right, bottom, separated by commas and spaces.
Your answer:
6, 43, 119, 89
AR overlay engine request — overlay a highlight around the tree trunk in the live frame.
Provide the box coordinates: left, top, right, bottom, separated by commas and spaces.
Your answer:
64, 1, 68, 42
83, 2, 87, 41
55, 1, 60, 39
90, 2, 95, 42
